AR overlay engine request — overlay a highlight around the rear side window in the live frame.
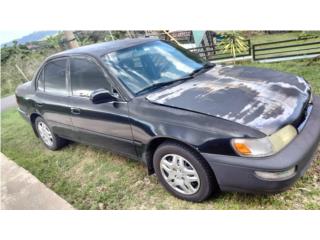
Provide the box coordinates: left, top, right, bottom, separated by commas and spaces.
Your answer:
44, 59, 67, 95
70, 58, 110, 97
37, 70, 44, 92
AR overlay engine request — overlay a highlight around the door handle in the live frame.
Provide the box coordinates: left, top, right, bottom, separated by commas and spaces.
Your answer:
36, 103, 43, 107
71, 107, 81, 115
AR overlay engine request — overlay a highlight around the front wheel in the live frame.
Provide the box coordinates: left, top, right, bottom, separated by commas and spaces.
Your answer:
153, 142, 216, 202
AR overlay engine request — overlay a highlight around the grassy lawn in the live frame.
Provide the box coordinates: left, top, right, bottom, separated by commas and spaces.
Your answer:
240, 31, 320, 61
1, 59, 320, 209
249, 32, 303, 44
248, 31, 319, 44
250, 32, 320, 61
240, 58, 320, 94
207, 31, 320, 62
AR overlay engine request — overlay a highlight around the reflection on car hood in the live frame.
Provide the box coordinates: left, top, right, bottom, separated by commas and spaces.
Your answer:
146, 65, 311, 135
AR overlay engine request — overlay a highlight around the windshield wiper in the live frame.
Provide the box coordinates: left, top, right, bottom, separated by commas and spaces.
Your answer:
136, 76, 193, 96
188, 62, 215, 77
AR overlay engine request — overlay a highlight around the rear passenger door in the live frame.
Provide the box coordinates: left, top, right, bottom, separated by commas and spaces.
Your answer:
35, 58, 75, 140
68, 56, 136, 158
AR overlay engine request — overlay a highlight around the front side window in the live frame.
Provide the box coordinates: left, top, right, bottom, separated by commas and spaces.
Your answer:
102, 40, 205, 94
70, 58, 110, 97
44, 59, 67, 95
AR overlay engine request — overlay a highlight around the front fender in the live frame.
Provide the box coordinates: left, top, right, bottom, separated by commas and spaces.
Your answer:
129, 98, 265, 158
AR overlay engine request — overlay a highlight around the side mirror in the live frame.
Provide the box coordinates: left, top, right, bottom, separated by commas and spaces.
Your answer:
90, 89, 117, 104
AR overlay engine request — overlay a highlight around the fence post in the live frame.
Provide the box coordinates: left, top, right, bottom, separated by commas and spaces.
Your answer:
252, 44, 256, 62
203, 45, 209, 61
248, 40, 251, 56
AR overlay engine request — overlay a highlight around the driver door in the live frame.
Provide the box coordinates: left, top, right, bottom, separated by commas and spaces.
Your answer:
68, 56, 136, 158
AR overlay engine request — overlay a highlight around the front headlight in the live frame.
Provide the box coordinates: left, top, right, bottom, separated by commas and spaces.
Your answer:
231, 137, 273, 157
231, 125, 297, 157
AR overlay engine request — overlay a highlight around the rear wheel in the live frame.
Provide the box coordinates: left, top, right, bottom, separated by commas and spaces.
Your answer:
35, 117, 67, 150
153, 142, 216, 202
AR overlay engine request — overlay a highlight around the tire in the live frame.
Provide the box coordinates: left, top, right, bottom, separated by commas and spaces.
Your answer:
153, 141, 216, 202
35, 116, 68, 150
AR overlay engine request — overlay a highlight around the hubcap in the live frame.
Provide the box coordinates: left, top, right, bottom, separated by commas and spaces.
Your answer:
160, 154, 200, 195
37, 121, 53, 146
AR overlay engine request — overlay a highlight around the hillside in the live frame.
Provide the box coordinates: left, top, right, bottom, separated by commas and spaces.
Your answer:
2, 31, 59, 46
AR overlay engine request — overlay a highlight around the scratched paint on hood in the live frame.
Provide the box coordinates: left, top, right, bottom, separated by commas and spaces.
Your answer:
147, 65, 310, 135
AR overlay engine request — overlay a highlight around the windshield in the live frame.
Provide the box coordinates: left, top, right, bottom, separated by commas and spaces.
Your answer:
101, 40, 206, 95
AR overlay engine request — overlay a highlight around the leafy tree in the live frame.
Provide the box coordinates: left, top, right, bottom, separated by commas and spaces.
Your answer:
76, 36, 94, 46
46, 35, 62, 50
1, 46, 12, 63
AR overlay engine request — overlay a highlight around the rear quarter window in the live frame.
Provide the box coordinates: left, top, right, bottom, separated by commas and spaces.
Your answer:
36, 69, 44, 92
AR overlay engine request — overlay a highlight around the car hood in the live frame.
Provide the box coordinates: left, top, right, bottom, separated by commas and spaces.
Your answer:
146, 65, 311, 135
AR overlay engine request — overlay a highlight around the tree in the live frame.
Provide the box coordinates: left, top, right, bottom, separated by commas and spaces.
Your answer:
46, 34, 62, 50
63, 31, 79, 49
11, 40, 21, 54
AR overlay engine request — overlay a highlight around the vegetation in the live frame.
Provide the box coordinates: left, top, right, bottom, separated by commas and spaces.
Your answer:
1, 59, 319, 209
45, 34, 64, 50
247, 31, 310, 44
1, 46, 58, 97
242, 59, 320, 94
218, 31, 248, 62
3, 30, 320, 97
0, 31, 134, 97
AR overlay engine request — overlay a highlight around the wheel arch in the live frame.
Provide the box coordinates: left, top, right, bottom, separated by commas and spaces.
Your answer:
30, 112, 41, 137
144, 136, 204, 175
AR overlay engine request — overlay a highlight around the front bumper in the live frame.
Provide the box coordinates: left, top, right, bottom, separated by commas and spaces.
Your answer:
202, 96, 320, 193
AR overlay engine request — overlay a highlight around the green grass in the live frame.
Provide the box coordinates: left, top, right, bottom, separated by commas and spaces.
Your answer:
249, 31, 320, 60
209, 31, 320, 62
249, 32, 303, 44
1, 59, 320, 209
239, 58, 320, 94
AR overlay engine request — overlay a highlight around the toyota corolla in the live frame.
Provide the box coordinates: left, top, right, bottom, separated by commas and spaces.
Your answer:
15, 38, 320, 202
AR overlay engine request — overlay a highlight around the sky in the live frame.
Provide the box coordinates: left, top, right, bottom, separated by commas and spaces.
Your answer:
0, 31, 33, 45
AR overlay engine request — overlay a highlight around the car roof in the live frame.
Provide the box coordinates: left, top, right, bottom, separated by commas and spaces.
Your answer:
50, 38, 158, 59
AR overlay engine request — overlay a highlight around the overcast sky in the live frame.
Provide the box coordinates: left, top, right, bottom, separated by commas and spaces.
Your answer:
0, 31, 33, 45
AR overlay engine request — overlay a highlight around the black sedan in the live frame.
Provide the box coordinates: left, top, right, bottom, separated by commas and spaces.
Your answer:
15, 38, 320, 202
